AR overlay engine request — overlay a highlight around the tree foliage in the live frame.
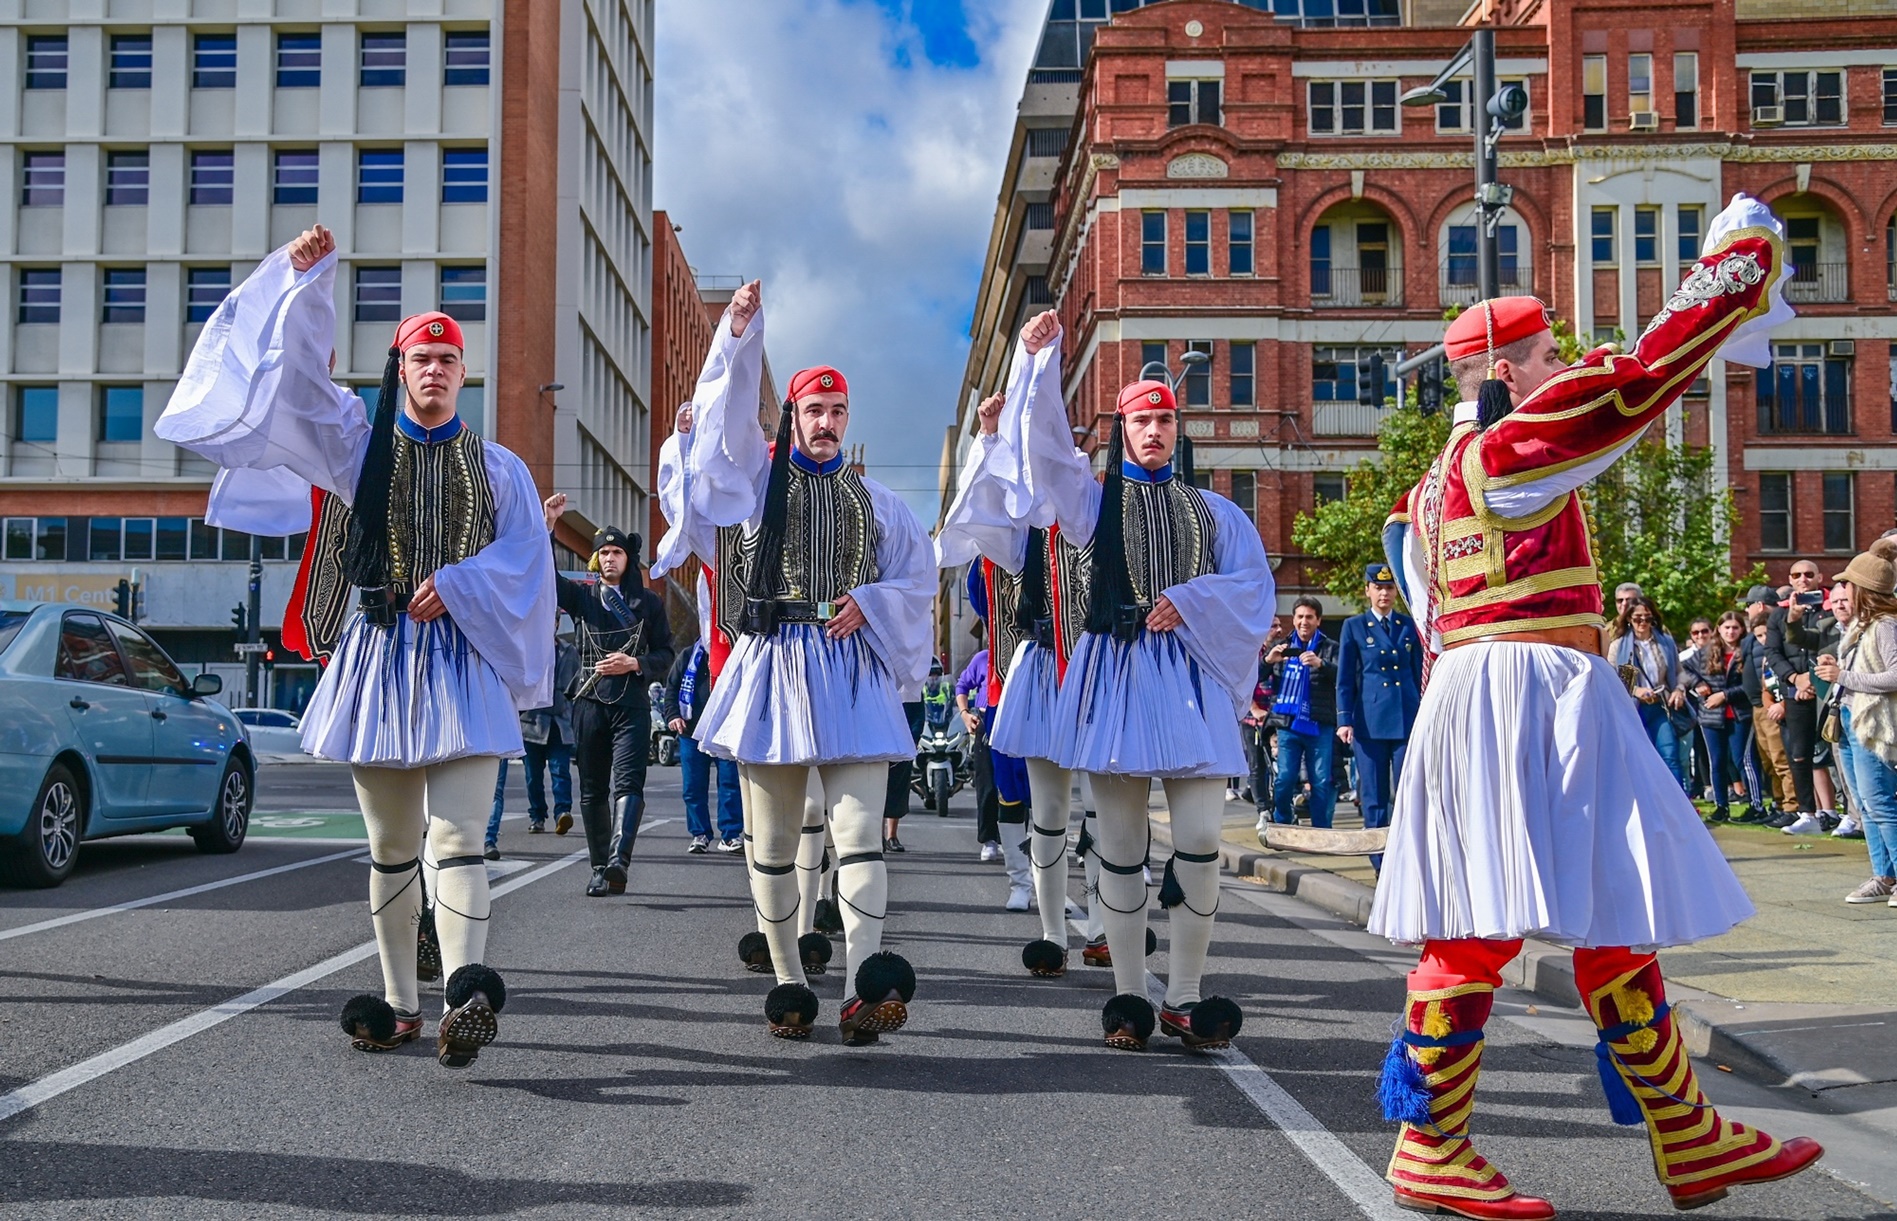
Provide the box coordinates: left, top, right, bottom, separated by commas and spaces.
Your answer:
1290, 404, 1449, 610
1587, 427, 1768, 632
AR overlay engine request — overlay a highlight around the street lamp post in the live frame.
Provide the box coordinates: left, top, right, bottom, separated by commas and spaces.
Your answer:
1401, 29, 1528, 304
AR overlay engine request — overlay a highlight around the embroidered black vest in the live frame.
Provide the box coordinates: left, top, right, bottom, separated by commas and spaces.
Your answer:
300, 427, 496, 656
716, 463, 879, 640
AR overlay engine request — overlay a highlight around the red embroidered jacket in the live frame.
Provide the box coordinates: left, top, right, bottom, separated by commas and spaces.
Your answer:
1409, 222, 1784, 648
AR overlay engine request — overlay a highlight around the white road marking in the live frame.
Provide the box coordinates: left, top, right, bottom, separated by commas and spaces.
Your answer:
1065, 910, 1407, 1220
0, 849, 589, 1125
0, 847, 366, 944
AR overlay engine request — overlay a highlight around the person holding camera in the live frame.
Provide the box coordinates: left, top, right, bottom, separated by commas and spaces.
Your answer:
1767, 560, 1841, 832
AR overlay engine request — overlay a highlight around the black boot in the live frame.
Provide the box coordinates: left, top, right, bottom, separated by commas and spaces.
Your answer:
604, 794, 643, 893
579, 799, 614, 894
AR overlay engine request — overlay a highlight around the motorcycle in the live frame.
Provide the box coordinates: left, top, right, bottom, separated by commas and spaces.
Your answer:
910, 686, 971, 815
647, 680, 678, 766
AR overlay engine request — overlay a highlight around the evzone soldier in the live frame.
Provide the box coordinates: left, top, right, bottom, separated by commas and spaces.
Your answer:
1005, 310, 1275, 1050
537, 506, 675, 898
658, 405, 840, 979
1372, 195, 1821, 1218
156, 225, 551, 1066
652, 281, 934, 1043
937, 385, 1122, 977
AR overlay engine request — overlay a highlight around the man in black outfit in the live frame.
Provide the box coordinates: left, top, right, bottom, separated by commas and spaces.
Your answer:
1764, 558, 1837, 827
542, 494, 675, 896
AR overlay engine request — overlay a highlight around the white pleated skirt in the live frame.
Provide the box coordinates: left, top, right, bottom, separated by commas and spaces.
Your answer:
1048, 629, 1246, 779
301, 613, 524, 767
697, 623, 913, 766
989, 641, 1060, 761
1367, 641, 1755, 949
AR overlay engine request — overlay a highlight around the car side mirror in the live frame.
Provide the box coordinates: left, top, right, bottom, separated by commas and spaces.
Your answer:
191, 673, 224, 698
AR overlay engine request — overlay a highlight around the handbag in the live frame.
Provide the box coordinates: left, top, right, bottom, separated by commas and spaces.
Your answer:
1821, 639, 1858, 745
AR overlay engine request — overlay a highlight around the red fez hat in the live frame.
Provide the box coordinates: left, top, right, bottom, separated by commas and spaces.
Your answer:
1116, 379, 1177, 414
394, 311, 465, 352
788, 366, 848, 401
1443, 297, 1551, 361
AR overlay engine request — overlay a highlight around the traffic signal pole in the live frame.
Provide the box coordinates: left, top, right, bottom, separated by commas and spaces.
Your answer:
1473, 27, 1501, 302
245, 534, 263, 707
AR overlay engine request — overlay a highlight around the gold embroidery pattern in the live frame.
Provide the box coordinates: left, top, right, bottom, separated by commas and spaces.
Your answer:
1122, 478, 1217, 608
716, 464, 880, 638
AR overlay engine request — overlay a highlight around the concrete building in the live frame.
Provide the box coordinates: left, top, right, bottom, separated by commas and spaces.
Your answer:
952, 0, 1897, 620
0, 0, 656, 709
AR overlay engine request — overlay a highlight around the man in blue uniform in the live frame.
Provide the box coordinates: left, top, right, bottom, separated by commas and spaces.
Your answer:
1335, 563, 1421, 871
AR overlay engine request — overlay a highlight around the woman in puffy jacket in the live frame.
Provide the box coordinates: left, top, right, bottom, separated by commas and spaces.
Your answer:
1682, 612, 1761, 822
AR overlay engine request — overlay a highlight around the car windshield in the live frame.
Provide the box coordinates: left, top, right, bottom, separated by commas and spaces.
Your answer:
0, 610, 28, 657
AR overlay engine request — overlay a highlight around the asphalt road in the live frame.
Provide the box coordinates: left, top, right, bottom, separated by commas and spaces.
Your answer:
0, 763, 1889, 1219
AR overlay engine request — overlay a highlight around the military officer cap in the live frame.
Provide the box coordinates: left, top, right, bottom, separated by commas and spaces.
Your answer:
1364, 563, 1397, 587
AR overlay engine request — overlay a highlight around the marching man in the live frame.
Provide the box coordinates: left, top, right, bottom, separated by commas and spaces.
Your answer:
157, 225, 552, 1067
1371, 195, 1821, 1217
1006, 310, 1275, 1051
652, 281, 934, 1044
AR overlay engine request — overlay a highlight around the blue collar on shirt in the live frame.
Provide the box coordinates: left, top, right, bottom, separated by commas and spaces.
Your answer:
1121, 460, 1173, 483
397, 412, 463, 444
790, 448, 846, 476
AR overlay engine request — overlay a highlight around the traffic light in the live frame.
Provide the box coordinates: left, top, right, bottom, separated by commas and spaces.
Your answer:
132, 584, 145, 623
231, 604, 247, 634
1418, 355, 1444, 416
113, 579, 131, 619
1359, 352, 1387, 409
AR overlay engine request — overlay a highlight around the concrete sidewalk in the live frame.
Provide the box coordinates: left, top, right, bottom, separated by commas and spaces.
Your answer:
1178, 795, 1897, 1109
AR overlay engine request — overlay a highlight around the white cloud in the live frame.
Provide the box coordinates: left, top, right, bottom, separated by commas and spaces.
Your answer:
654, 0, 1045, 519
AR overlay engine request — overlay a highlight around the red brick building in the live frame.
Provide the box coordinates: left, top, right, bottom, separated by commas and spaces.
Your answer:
650, 211, 714, 550
1038, 0, 1897, 605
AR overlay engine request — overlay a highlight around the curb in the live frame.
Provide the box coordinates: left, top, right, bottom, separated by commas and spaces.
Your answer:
1203, 833, 1813, 1088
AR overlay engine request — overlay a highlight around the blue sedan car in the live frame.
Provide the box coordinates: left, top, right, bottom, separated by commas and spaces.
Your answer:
0, 601, 254, 887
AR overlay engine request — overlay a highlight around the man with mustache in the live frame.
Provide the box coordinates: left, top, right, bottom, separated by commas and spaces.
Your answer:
157, 225, 552, 1068
652, 281, 934, 1044
1000, 309, 1275, 1052
1371, 196, 1820, 1218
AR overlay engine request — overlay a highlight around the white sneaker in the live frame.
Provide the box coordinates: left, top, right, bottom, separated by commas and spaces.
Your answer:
1832, 816, 1864, 839
1005, 883, 1032, 911
1782, 813, 1826, 835
979, 842, 1002, 862
686, 835, 710, 854
1224, 787, 1242, 802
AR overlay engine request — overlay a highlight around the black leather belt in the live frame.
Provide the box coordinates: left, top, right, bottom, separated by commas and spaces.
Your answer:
359, 586, 414, 628
742, 596, 840, 635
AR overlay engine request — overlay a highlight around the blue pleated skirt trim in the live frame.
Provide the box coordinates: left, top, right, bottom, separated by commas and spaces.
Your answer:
1048, 630, 1246, 779
698, 623, 914, 766
989, 642, 1060, 761
301, 613, 523, 767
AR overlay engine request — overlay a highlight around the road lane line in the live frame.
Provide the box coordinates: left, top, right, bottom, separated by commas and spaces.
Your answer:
0, 848, 366, 944
0, 849, 589, 1126
1063, 911, 1405, 1220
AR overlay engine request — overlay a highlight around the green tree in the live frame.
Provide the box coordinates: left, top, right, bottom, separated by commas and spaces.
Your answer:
1586, 427, 1767, 633
1290, 403, 1450, 609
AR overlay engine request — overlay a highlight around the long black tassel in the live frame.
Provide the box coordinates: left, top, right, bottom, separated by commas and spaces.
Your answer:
339, 346, 404, 590
742, 401, 797, 608
1013, 526, 1050, 640
1475, 377, 1515, 430
1083, 413, 1133, 636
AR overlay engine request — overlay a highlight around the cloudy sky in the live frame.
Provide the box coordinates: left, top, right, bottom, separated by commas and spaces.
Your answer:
654, 0, 1047, 520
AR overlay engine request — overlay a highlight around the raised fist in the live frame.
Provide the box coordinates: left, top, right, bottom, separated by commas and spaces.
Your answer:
728, 280, 762, 337
676, 403, 694, 436
1020, 310, 1061, 356
976, 393, 1004, 436
542, 492, 567, 532
288, 225, 335, 273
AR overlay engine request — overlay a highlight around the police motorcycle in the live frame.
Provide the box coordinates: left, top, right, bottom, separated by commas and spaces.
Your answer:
911, 660, 971, 815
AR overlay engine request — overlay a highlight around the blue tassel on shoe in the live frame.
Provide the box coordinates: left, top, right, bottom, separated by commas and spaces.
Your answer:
1595, 1041, 1644, 1126
1377, 1034, 1433, 1127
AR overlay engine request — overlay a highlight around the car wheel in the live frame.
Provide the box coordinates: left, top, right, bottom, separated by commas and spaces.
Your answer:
1, 764, 84, 888
191, 757, 252, 855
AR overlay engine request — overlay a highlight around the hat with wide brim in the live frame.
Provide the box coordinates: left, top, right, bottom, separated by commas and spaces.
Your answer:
1833, 539, 1897, 597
